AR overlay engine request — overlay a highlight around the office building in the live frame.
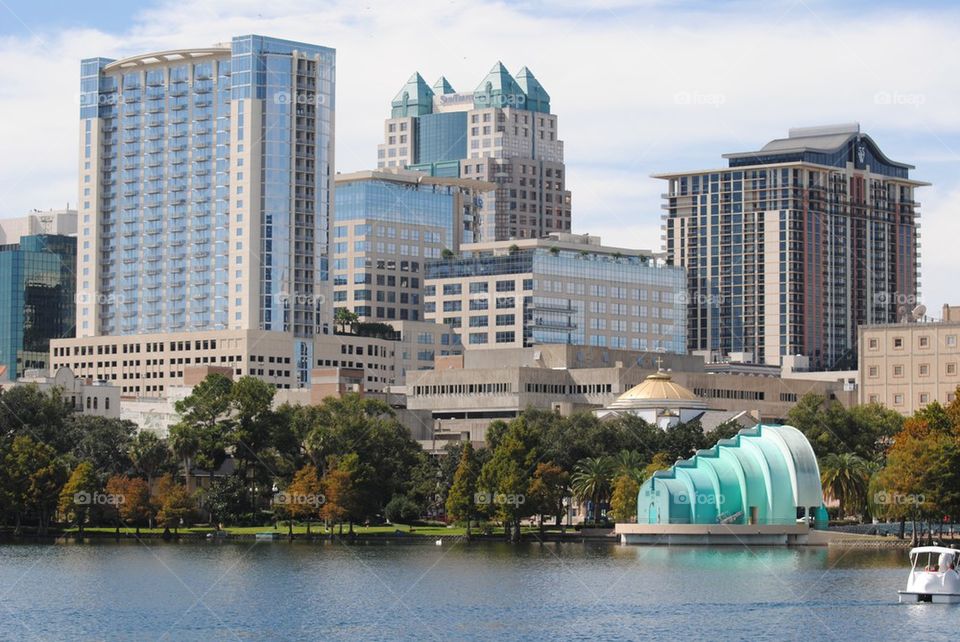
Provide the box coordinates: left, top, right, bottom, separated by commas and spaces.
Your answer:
657, 123, 926, 370
424, 233, 686, 352
0, 234, 76, 380
377, 64, 570, 241
0, 208, 77, 244
77, 35, 335, 385
859, 304, 960, 414
407, 345, 853, 443
332, 169, 493, 323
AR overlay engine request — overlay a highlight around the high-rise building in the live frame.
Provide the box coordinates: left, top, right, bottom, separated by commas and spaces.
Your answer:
656, 124, 926, 370
0, 234, 76, 380
332, 169, 493, 323
423, 233, 686, 352
377, 64, 571, 241
77, 35, 335, 384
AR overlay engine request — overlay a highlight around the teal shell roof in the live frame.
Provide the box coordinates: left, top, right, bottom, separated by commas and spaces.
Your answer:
515, 67, 550, 113
391, 65, 551, 116
637, 424, 824, 526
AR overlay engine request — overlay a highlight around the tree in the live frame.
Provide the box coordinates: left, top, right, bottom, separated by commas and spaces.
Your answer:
173, 374, 234, 518
384, 495, 420, 525
643, 452, 674, 480
570, 457, 615, 524
68, 415, 137, 480
229, 376, 278, 503
526, 462, 569, 536
118, 477, 153, 533
59, 462, 100, 536
129, 431, 169, 488
2, 435, 65, 536
479, 416, 540, 542
609, 474, 641, 523
819, 453, 871, 519
321, 458, 354, 535
445, 442, 479, 536
787, 393, 902, 464
334, 308, 360, 334
154, 474, 195, 532
205, 475, 254, 527
285, 464, 324, 535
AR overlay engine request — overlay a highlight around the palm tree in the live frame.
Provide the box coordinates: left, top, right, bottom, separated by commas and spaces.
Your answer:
611, 450, 646, 484
820, 453, 870, 520
571, 457, 615, 524
167, 423, 199, 490
129, 431, 169, 489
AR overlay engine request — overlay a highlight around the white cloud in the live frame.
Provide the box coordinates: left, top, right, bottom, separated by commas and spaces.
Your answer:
0, 0, 957, 310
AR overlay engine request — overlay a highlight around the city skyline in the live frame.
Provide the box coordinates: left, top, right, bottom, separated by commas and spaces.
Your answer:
0, 0, 956, 319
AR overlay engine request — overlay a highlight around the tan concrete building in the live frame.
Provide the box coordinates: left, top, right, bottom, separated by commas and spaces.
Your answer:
859, 305, 960, 414
424, 233, 686, 352
51, 320, 461, 397
0, 208, 77, 244
407, 345, 850, 442
332, 169, 494, 323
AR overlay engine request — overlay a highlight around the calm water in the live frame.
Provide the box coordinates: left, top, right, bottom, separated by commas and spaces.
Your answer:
0, 539, 952, 641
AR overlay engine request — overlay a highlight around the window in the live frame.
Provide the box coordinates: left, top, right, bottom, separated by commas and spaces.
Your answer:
947, 363, 957, 375
496, 314, 515, 326
443, 283, 462, 295
948, 335, 957, 347
496, 280, 515, 292
919, 336, 930, 348
919, 364, 929, 376
469, 316, 488, 328
893, 365, 903, 377
469, 282, 488, 294
495, 331, 515, 344
868, 338, 878, 350
443, 301, 462, 312
469, 299, 488, 311
469, 333, 488, 345
893, 337, 903, 349
894, 394, 904, 405
496, 297, 515, 309
920, 393, 930, 404
868, 366, 878, 378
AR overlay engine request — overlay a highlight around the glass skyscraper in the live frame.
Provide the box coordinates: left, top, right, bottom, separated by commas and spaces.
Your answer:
77, 35, 335, 384
332, 170, 492, 323
0, 235, 76, 380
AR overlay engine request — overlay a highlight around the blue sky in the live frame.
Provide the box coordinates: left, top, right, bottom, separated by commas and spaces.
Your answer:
0, 0, 956, 316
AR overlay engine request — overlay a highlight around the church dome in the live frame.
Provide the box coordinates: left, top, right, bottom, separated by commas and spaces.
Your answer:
609, 370, 707, 409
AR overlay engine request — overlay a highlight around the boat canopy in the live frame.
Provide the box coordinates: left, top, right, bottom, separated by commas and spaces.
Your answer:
909, 546, 959, 556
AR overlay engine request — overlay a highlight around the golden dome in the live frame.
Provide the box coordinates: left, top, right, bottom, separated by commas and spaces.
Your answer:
609, 370, 706, 409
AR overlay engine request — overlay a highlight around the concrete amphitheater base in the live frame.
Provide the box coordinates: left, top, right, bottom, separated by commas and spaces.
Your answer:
615, 523, 814, 546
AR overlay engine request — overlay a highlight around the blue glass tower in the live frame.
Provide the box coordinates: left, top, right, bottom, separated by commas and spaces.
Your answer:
78, 35, 335, 385
0, 235, 76, 380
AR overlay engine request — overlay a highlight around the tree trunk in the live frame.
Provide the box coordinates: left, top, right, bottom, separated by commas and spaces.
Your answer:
898, 518, 905, 540
511, 516, 521, 543
465, 514, 472, 539
539, 514, 545, 539
288, 519, 294, 541
14, 512, 21, 537
306, 521, 311, 536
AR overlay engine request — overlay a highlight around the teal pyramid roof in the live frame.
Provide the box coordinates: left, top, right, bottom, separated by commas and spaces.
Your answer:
473, 61, 525, 109
432, 76, 455, 95
391, 72, 434, 118
515, 66, 550, 114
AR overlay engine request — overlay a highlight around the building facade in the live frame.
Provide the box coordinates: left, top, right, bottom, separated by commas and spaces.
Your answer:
859, 307, 960, 415
377, 64, 570, 241
657, 123, 925, 370
0, 234, 76, 380
0, 208, 77, 245
424, 233, 686, 352
332, 170, 493, 323
407, 345, 852, 442
78, 35, 335, 385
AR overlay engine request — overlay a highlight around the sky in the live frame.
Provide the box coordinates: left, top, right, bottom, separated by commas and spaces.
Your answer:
0, 0, 956, 315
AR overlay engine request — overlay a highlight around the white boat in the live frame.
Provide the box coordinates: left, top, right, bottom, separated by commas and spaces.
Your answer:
898, 546, 960, 604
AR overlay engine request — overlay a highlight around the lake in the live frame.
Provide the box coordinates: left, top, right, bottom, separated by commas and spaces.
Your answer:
0, 539, 953, 641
